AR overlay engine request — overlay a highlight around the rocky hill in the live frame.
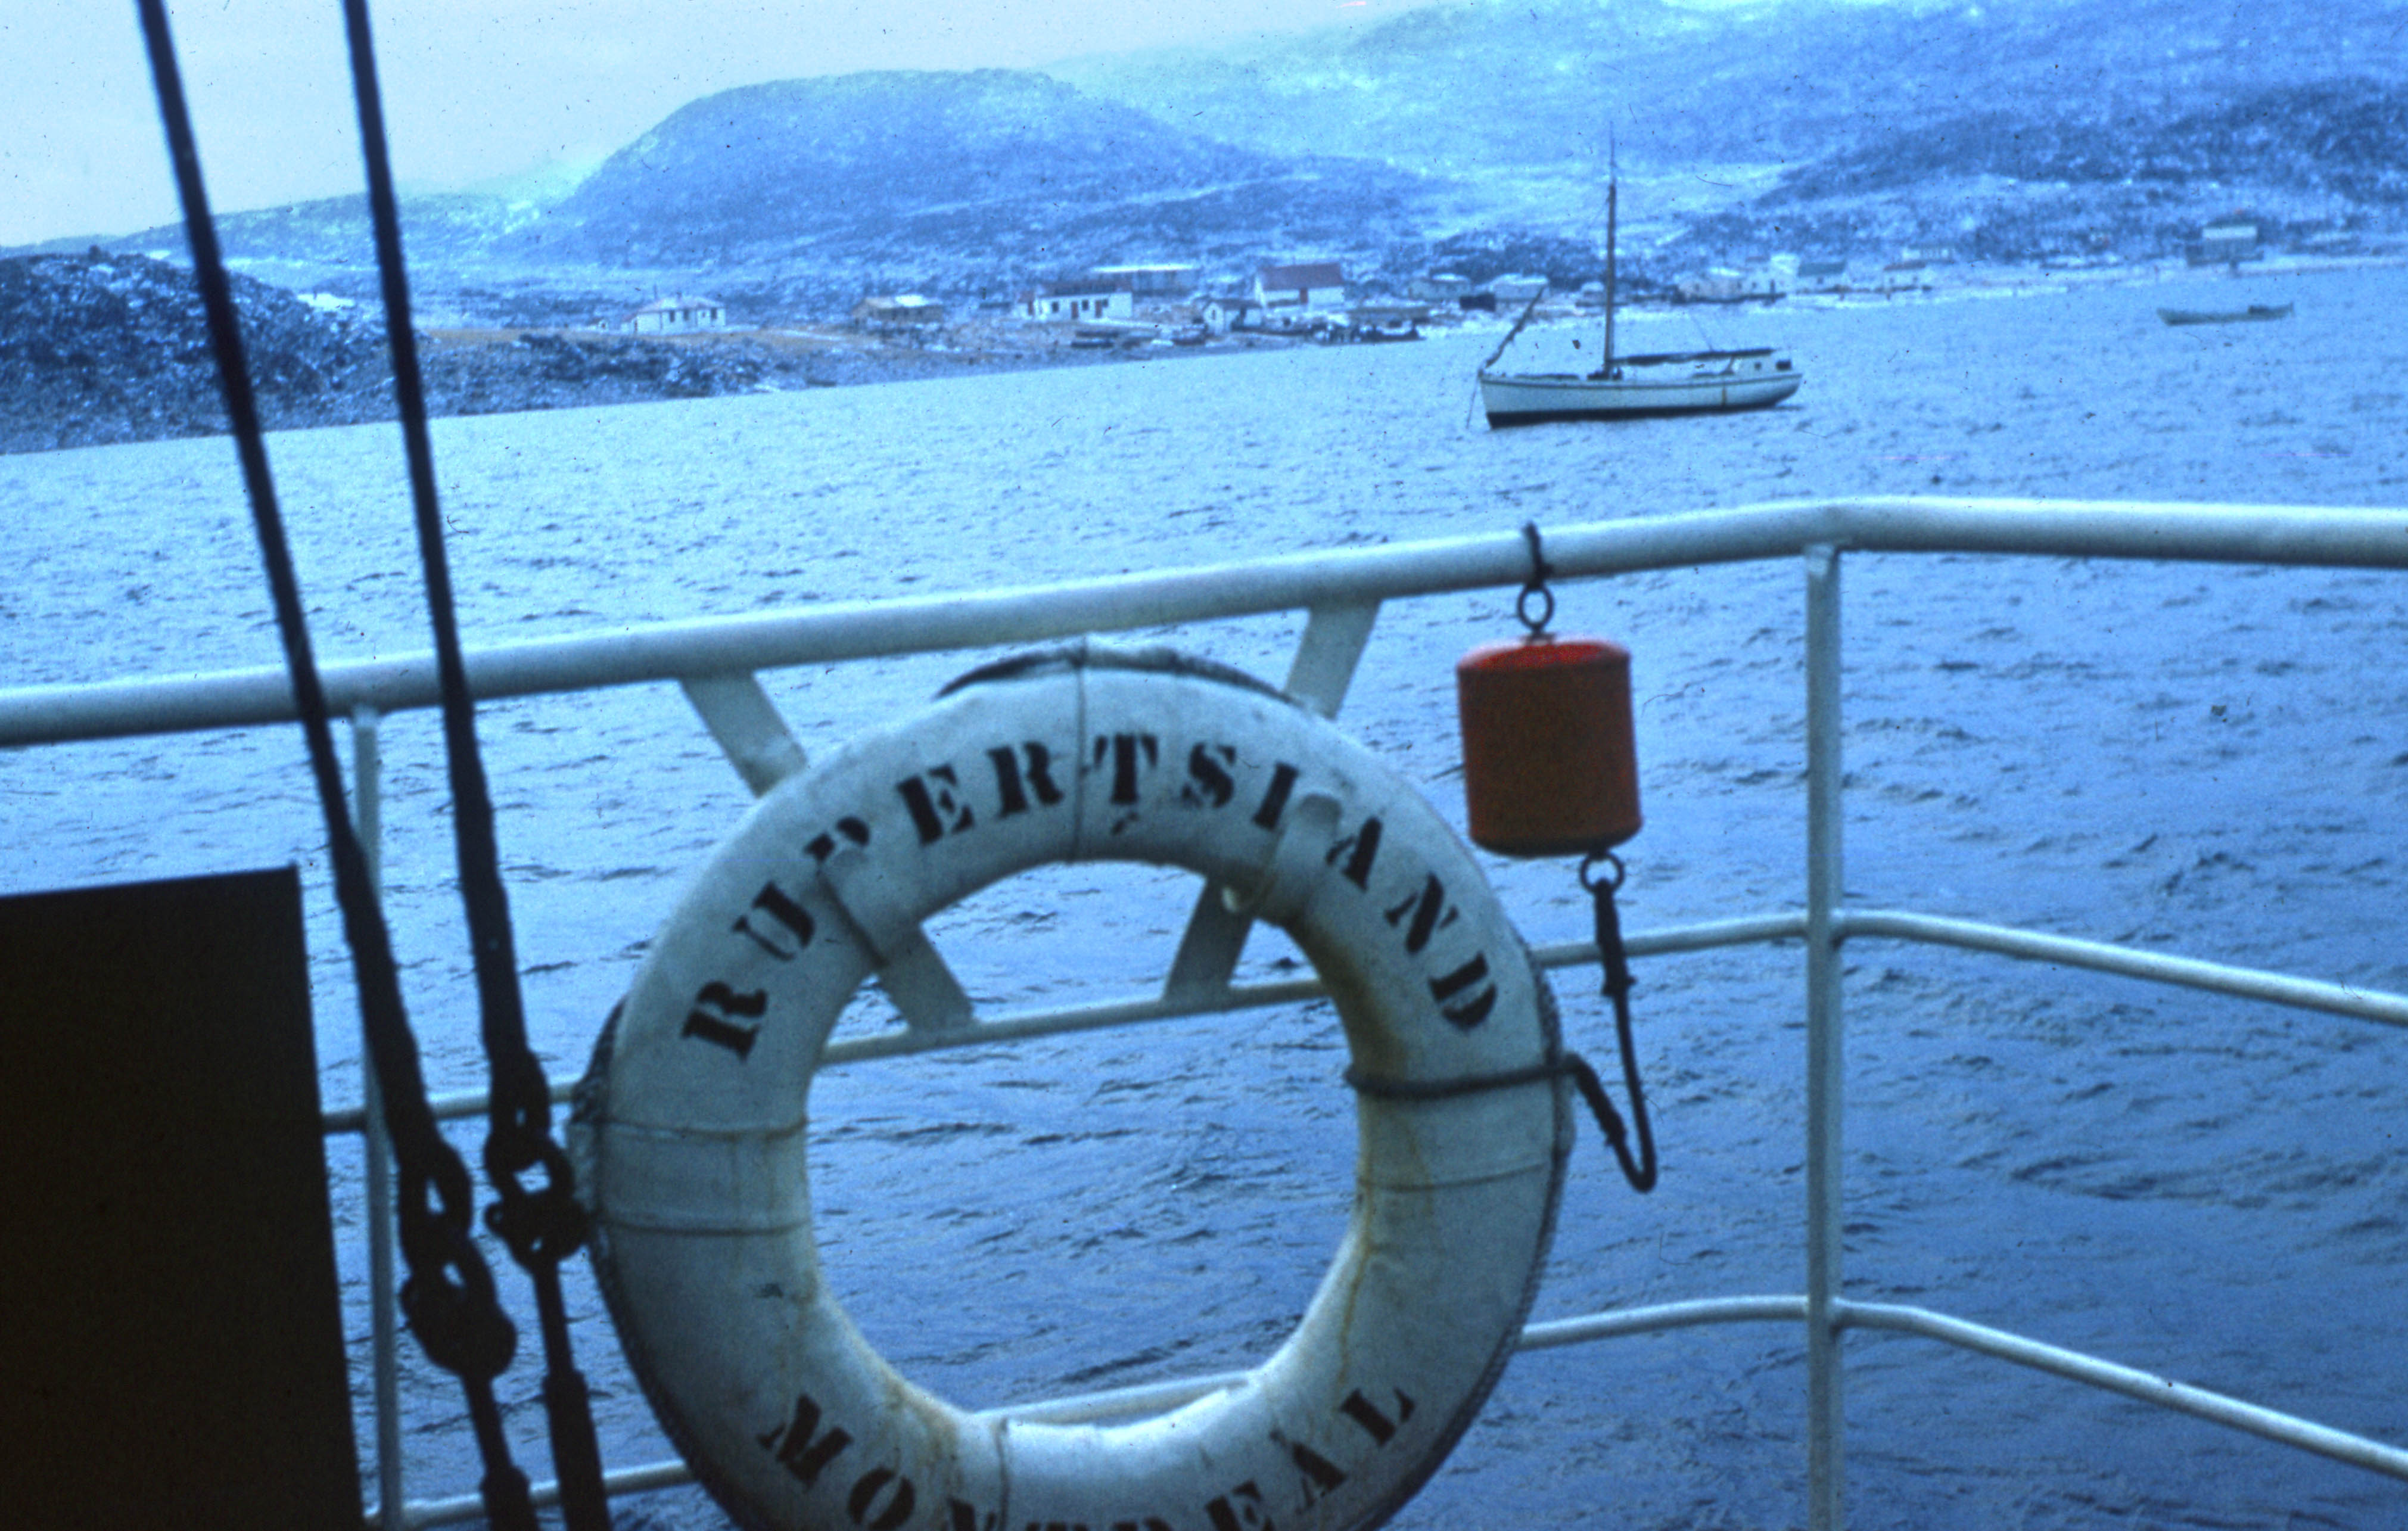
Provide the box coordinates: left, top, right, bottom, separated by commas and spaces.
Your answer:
0, 251, 1011, 456
30, 69, 1460, 329
7, 0, 2405, 431
1053, 0, 2408, 181
512, 69, 1451, 310
0, 251, 387, 454
1050, 0, 2408, 262
1679, 77, 2408, 264
91, 191, 553, 274
1764, 80, 2408, 207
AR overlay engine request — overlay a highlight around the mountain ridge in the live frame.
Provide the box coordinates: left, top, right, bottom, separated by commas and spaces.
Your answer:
7, 0, 2403, 326
1050, 0, 2408, 175
514, 69, 1451, 300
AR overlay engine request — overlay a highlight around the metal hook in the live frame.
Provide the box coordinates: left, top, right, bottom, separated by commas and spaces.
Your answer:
1518, 521, 1555, 636
1578, 849, 1626, 893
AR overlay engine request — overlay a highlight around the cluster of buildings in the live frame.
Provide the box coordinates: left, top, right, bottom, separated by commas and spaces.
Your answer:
1012, 260, 1357, 336
598, 262, 1374, 341
603, 211, 2285, 340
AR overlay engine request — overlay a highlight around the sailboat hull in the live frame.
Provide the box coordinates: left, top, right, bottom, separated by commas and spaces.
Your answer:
1481, 353, 1802, 427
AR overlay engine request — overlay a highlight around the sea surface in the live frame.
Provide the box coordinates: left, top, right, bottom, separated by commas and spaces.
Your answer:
3, 264, 2406, 1530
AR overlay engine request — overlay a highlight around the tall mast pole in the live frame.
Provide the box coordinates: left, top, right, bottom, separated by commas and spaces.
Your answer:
1603, 175, 1618, 369
1603, 133, 1618, 370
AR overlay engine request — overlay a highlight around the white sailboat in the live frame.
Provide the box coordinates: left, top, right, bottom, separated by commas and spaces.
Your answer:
1479, 165, 1803, 427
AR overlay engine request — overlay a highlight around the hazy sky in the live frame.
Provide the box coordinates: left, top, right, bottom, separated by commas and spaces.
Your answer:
1, 0, 1460, 248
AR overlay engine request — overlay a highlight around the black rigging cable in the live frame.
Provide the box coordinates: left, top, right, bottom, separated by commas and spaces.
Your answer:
132, 5, 537, 1529
331, 3, 610, 1523
136, 1, 611, 1523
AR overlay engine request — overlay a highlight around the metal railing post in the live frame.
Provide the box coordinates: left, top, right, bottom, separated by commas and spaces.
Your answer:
1163, 600, 1382, 1002
352, 706, 406, 1529
1803, 545, 1846, 1531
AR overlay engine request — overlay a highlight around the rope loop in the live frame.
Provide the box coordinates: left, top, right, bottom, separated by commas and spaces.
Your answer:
399, 1221, 517, 1382
485, 1137, 591, 1268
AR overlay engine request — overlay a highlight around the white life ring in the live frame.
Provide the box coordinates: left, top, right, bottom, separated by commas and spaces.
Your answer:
573, 645, 1570, 1531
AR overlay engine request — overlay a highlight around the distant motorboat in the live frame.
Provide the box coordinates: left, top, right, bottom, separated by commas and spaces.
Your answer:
2158, 303, 2294, 326
1337, 308, 1424, 344
1072, 321, 1152, 349
1480, 157, 1801, 427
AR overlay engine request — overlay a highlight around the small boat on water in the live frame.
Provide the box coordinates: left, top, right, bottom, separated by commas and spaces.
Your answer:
1072, 320, 1151, 349
1480, 163, 1801, 427
1481, 346, 1800, 424
2158, 303, 2294, 326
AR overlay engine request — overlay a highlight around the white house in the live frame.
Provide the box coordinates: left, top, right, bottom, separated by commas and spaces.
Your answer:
2192, 219, 2261, 266
1253, 262, 1347, 310
1675, 267, 1777, 303
618, 294, 727, 334
1197, 294, 1264, 335
1022, 280, 1134, 322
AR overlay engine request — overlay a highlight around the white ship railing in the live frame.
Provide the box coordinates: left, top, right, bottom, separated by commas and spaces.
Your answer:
5, 496, 2404, 1529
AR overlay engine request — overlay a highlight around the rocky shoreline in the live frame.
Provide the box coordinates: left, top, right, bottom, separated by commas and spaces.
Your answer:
0, 251, 1183, 457
15, 245, 2394, 458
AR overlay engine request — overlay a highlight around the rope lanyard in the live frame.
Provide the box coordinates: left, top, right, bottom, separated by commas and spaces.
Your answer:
135, 2, 609, 1524
1578, 850, 1659, 1193
1531, 523, 1656, 1193
332, 3, 609, 1523
1362, 524, 1659, 1192
1343, 864, 1658, 1191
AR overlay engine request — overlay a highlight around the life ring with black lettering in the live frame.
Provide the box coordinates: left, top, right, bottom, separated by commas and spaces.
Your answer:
572, 643, 1570, 1531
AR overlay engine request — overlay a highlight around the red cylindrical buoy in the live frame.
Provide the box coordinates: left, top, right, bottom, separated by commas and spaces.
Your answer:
1456, 634, 1642, 857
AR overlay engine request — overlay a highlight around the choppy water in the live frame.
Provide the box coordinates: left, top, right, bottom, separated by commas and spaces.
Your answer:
4, 264, 2406, 1530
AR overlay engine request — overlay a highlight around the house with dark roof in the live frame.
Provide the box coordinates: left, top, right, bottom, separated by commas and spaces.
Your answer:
852, 294, 946, 328
1253, 262, 1346, 311
1088, 263, 1198, 298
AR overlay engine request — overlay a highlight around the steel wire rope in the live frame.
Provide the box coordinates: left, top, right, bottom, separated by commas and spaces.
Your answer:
132, 4, 539, 1526
332, 1, 610, 1523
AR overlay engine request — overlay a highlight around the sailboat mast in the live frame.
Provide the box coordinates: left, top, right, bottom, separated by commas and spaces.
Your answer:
1603, 174, 1617, 369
